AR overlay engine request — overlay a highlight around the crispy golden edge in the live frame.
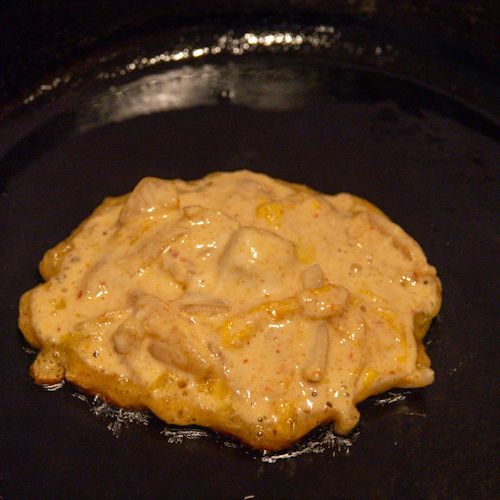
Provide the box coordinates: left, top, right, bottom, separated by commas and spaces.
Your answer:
19, 195, 128, 359
18, 289, 42, 349
350, 193, 442, 395
19, 176, 442, 450
350, 189, 442, 368
39, 195, 129, 280
19, 195, 129, 344
29, 341, 346, 449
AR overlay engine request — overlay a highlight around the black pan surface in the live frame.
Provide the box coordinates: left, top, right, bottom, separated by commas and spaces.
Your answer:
0, 19, 498, 499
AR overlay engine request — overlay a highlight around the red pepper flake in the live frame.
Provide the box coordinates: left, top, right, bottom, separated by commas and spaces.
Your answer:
77, 290, 83, 298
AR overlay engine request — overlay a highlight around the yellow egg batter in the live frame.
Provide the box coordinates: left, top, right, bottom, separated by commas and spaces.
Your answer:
19, 170, 441, 449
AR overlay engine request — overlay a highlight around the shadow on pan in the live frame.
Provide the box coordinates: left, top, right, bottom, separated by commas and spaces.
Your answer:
0, 13, 498, 500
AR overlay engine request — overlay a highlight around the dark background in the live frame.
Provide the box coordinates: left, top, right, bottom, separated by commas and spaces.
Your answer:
0, 2, 498, 499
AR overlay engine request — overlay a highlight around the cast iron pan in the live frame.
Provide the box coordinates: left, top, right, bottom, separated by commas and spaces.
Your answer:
0, 9, 498, 500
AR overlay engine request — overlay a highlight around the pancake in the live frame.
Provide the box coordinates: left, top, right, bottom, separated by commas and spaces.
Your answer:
19, 170, 441, 450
